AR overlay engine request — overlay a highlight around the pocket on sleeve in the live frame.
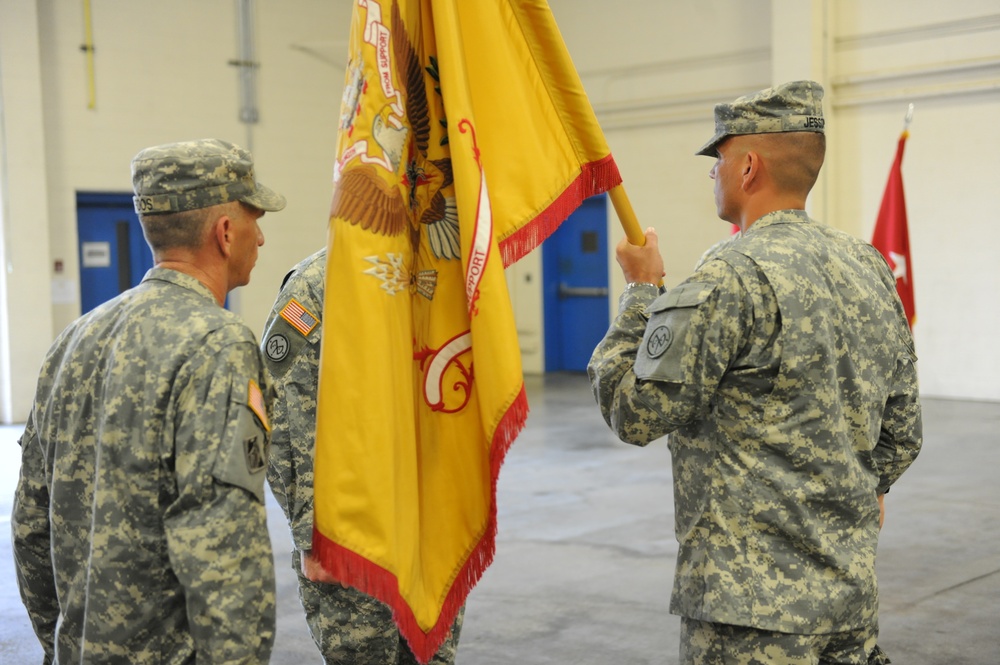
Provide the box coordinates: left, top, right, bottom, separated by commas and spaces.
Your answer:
634, 282, 716, 383
212, 381, 270, 503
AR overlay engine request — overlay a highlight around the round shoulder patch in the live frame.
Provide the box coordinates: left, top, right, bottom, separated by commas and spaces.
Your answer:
265, 333, 290, 362
646, 325, 673, 358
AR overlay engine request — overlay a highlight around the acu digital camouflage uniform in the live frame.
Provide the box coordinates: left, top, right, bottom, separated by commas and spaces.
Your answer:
589, 81, 920, 664
12, 270, 276, 664
262, 248, 463, 665
12, 137, 283, 664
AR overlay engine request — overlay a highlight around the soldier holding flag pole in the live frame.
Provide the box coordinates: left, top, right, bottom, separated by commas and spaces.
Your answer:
590, 81, 920, 664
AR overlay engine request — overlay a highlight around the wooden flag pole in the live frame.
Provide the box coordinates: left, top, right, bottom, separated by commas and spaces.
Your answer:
610, 184, 665, 288
609, 185, 645, 246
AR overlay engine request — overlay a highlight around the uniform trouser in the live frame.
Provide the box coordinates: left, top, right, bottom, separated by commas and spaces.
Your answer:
294, 554, 463, 665
680, 618, 890, 665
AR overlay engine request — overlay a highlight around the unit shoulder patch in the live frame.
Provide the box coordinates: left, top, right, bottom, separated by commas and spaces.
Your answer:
645, 325, 674, 359
264, 333, 290, 362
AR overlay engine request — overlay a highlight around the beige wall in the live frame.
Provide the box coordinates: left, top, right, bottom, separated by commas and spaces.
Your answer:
0, 0, 55, 423
828, 1, 1000, 400
1, 0, 998, 421
1, 0, 353, 422
549, 0, 1000, 401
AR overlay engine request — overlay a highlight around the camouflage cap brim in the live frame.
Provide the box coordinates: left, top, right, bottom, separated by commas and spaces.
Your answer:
241, 182, 287, 213
696, 131, 728, 158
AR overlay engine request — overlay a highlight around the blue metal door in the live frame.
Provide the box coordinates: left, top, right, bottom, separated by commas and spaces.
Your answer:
76, 193, 153, 314
542, 195, 609, 372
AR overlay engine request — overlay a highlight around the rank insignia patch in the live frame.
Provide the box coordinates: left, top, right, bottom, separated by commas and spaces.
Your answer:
245, 435, 266, 473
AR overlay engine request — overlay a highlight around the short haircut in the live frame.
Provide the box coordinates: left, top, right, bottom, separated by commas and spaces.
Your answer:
138, 206, 215, 253
757, 132, 826, 196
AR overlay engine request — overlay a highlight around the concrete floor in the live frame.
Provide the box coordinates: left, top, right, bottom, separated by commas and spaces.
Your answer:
2, 373, 998, 664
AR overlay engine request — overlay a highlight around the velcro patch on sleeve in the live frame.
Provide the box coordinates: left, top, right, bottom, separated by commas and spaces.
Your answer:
634, 282, 716, 383
279, 298, 319, 337
213, 397, 268, 503
247, 379, 270, 432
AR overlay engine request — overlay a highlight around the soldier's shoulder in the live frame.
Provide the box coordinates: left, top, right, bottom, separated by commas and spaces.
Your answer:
279, 248, 327, 301
694, 234, 739, 270
261, 250, 326, 376
270, 250, 325, 323
180, 301, 259, 351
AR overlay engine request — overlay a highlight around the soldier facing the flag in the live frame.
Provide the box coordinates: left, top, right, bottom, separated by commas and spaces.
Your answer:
261, 246, 465, 664
589, 81, 922, 664
13, 138, 285, 663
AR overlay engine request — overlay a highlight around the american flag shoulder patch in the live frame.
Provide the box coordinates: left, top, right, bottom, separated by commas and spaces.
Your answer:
279, 298, 319, 337
247, 379, 270, 432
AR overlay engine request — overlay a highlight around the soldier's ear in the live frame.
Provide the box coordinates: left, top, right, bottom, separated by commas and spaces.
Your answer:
741, 150, 762, 191
210, 214, 234, 259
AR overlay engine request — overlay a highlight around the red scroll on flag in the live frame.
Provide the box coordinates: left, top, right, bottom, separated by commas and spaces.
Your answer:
312, 0, 622, 661
871, 130, 915, 328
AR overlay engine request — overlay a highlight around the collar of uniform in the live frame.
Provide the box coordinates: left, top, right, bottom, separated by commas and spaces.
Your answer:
744, 208, 812, 235
141, 266, 220, 304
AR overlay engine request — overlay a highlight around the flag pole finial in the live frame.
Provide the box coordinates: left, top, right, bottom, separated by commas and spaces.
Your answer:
903, 103, 915, 132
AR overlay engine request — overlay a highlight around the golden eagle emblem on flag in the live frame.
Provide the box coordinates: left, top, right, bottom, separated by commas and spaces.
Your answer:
331, 1, 459, 267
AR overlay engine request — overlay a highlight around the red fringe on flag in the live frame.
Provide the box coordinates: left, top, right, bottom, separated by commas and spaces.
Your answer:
311, 384, 528, 663
499, 154, 622, 267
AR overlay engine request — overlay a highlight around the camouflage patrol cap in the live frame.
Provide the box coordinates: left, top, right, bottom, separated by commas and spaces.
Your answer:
696, 80, 825, 157
131, 138, 286, 215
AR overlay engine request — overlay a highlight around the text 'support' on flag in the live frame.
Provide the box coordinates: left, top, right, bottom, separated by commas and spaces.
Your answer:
312, 0, 622, 661
871, 130, 915, 328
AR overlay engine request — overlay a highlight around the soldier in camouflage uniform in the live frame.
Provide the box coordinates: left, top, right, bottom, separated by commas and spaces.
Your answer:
12, 138, 285, 664
588, 81, 921, 665
261, 248, 463, 664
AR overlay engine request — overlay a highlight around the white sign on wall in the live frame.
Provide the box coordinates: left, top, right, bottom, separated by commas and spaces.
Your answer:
81, 242, 111, 268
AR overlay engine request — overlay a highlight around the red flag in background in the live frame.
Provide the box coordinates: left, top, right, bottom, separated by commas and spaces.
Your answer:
871, 130, 916, 328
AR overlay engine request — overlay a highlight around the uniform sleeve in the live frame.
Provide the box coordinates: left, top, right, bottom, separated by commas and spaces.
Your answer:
11, 413, 59, 663
873, 346, 922, 493
263, 330, 321, 551
588, 284, 660, 443
163, 338, 276, 664
864, 245, 923, 492
261, 293, 322, 552
589, 262, 752, 446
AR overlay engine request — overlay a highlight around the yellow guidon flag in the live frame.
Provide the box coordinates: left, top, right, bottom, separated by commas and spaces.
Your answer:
313, 0, 621, 660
